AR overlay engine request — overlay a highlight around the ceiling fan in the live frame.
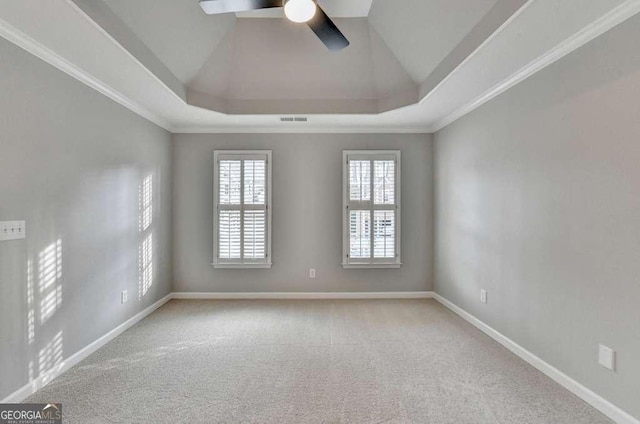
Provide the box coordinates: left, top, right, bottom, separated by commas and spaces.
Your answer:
199, 0, 350, 51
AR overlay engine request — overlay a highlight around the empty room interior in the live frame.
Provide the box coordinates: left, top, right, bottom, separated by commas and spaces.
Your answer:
1, 0, 640, 423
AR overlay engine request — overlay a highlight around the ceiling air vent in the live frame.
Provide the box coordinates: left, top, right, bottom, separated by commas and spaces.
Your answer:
280, 117, 308, 122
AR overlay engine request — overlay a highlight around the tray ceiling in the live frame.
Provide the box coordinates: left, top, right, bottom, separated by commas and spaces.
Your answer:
0, 0, 637, 131
98, 0, 498, 114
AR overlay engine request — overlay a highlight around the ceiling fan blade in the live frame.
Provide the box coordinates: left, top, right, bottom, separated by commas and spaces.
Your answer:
307, 5, 350, 52
199, 0, 283, 15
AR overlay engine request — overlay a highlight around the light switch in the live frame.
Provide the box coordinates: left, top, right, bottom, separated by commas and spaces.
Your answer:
480, 289, 488, 304
598, 344, 615, 371
0, 221, 26, 241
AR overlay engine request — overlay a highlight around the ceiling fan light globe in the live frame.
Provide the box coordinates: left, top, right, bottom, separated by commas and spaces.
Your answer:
284, 0, 316, 23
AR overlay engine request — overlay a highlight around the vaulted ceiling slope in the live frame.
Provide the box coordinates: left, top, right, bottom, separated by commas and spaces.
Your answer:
187, 18, 418, 114
0, 0, 637, 131
368, 0, 497, 84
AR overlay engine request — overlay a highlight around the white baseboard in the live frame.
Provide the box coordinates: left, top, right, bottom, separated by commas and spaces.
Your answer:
1, 293, 173, 404
172, 291, 434, 300
432, 293, 639, 424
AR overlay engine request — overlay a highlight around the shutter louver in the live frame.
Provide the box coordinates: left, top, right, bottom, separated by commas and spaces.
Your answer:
349, 160, 371, 201
219, 210, 241, 259
219, 160, 241, 205
242, 159, 266, 259
349, 210, 371, 258
373, 210, 395, 258
244, 210, 266, 259
244, 160, 266, 205
373, 160, 395, 258
374, 160, 395, 205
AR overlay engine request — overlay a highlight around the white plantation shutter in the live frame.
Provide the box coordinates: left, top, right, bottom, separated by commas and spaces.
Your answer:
343, 151, 401, 268
244, 160, 266, 204
218, 210, 241, 259
374, 160, 395, 205
373, 210, 395, 258
214, 151, 272, 268
243, 210, 266, 259
349, 210, 371, 258
349, 160, 371, 202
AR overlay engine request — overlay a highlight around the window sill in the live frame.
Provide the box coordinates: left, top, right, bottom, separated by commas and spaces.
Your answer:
342, 262, 402, 269
212, 263, 273, 269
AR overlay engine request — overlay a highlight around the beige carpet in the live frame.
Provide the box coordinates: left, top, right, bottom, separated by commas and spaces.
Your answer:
26, 299, 610, 423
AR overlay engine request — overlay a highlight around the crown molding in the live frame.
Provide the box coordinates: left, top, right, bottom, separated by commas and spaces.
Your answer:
66, 0, 186, 102
419, 0, 535, 103
0, 16, 173, 132
172, 126, 433, 134
431, 0, 640, 132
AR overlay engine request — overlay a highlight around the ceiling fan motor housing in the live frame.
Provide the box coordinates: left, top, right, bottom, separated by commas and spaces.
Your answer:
283, 0, 317, 23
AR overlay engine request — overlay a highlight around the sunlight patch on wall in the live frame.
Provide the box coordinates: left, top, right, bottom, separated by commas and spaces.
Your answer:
138, 175, 154, 300
27, 258, 35, 344
38, 331, 63, 385
139, 175, 153, 232
38, 240, 63, 324
139, 234, 153, 298
28, 360, 35, 382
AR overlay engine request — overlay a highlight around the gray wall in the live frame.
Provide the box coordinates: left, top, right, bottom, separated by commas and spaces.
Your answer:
434, 15, 640, 419
0, 39, 172, 399
173, 133, 433, 293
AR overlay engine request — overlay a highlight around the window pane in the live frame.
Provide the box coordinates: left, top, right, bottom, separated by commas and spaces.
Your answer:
219, 160, 241, 205
219, 210, 241, 259
244, 160, 266, 205
243, 210, 266, 259
373, 160, 395, 205
373, 210, 395, 258
349, 210, 371, 259
349, 160, 371, 202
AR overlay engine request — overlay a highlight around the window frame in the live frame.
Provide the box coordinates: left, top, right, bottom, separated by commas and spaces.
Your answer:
213, 150, 272, 269
342, 150, 402, 269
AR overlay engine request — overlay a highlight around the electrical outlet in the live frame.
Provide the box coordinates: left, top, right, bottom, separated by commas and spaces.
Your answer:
598, 344, 615, 371
121, 290, 128, 304
480, 289, 488, 304
0, 221, 26, 241
309, 268, 316, 279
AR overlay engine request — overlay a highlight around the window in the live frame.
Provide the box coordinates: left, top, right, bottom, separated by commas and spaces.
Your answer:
213, 151, 272, 268
343, 150, 401, 268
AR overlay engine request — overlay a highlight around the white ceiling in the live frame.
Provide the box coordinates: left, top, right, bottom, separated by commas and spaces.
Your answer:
0, 0, 638, 132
